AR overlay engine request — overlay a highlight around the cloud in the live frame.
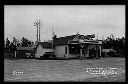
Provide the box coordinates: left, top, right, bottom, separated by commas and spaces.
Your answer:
4, 5, 125, 41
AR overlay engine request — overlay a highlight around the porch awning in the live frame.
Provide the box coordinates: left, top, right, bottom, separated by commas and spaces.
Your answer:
68, 40, 79, 44
81, 40, 102, 45
68, 40, 102, 45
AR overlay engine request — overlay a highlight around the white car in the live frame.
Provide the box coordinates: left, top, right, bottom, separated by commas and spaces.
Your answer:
25, 53, 33, 58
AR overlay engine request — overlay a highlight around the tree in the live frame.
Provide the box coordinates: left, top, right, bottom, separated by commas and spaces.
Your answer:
102, 35, 125, 57
4, 40, 6, 48
16, 39, 21, 46
5, 38, 10, 48
21, 37, 27, 47
12, 37, 17, 46
110, 34, 115, 40
9, 42, 16, 52
21, 37, 34, 47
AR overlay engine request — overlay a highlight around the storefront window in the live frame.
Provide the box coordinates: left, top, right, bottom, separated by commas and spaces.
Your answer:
69, 44, 80, 54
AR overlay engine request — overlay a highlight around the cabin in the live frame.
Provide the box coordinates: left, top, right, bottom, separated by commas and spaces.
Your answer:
16, 47, 34, 58
53, 34, 102, 59
35, 42, 53, 58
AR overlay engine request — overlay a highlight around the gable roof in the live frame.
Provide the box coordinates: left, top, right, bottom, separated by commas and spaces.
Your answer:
53, 34, 98, 46
17, 47, 34, 51
39, 42, 52, 49
53, 35, 78, 46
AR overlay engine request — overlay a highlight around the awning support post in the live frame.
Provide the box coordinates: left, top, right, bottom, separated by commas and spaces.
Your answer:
96, 45, 98, 59
99, 45, 102, 59
80, 43, 83, 59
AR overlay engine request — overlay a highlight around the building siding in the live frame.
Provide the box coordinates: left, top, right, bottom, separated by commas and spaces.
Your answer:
55, 45, 79, 59
65, 54, 78, 58
55, 45, 68, 58
35, 44, 53, 58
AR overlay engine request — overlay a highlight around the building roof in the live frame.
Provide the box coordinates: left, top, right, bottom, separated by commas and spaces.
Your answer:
53, 35, 78, 46
16, 47, 34, 51
102, 49, 116, 52
39, 42, 52, 49
53, 34, 101, 46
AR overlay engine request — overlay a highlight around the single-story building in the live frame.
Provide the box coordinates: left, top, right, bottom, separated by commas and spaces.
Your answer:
35, 42, 53, 58
53, 34, 102, 59
16, 46, 34, 58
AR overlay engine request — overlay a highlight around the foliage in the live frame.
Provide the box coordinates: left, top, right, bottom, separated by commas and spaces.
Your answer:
102, 34, 125, 57
12, 37, 17, 46
4, 37, 34, 53
5, 38, 10, 48
21, 37, 34, 47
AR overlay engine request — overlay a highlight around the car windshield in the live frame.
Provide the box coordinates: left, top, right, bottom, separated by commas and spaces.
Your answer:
45, 52, 54, 54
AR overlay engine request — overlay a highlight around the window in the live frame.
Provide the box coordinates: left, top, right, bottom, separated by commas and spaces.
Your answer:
69, 44, 80, 54
65, 47, 67, 54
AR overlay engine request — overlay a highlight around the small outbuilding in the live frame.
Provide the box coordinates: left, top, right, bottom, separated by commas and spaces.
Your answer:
35, 42, 53, 59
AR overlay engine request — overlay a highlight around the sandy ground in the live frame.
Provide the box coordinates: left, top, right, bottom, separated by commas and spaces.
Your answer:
4, 57, 125, 82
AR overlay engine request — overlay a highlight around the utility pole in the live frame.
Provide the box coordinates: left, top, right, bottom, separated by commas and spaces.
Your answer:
38, 19, 40, 42
36, 20, 38, 44
52, 25, 55, 38
34, 19, 40, 46
52, 25, 55, 49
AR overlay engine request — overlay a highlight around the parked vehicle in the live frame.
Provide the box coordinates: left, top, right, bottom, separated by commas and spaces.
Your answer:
25, 53, 34, 58
40, 52, 56, 60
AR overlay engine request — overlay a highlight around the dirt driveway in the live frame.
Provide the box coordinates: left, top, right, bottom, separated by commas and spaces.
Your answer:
4, 57, 125, 82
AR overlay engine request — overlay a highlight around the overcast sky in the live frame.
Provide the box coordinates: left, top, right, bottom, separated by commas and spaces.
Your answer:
4, 5, 125, 42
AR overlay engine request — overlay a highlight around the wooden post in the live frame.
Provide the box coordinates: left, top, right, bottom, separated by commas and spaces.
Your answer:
99, 45, 102, 59
87, 46, 89, 58
14, 51, 16, 58
83, 49, 86, 59
67, 45, 69, 56
80, 43, 83, 59
96, 45, 98, 59
80, 49, 82, 59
